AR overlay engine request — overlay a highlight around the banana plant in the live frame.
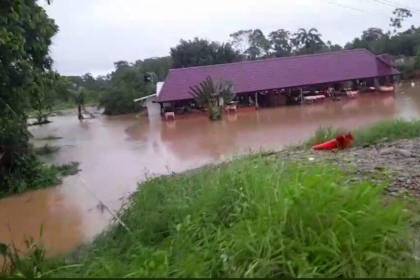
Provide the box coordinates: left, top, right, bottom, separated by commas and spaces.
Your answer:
189, 76, 234, 121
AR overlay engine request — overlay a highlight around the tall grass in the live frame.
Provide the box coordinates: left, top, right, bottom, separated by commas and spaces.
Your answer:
355, 119, 420, 146
49, 156, 417, 278
305, 119, 420, 148
304, 127, 345, 148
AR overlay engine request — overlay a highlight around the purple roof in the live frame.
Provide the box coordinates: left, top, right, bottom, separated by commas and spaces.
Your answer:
157, 49, 400, 103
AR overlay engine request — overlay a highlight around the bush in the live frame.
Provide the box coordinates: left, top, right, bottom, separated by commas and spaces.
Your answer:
50, 157, 417, 277
0, 156, 79, 198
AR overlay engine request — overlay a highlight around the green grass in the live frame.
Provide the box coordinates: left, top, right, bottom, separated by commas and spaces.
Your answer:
305, 119, 420, 148
43, 156, 418, 278
355, 119, 420, 146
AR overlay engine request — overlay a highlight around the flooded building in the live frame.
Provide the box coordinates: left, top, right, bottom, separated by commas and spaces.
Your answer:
157, 49, 400, 114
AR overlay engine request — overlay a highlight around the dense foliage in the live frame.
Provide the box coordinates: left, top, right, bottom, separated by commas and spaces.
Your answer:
170, 38, 241, 68
0, 0, 59, 194
98, 60, 156, 115
229, 28, 342, 60
44, 158, 417, 277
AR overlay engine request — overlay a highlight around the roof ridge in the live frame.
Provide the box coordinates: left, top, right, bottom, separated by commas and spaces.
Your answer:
169, 49, 372, 72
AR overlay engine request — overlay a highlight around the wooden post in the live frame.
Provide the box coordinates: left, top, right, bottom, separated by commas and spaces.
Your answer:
300, 88, 303, 105
255, 92, 259, 109
159, 103, 164, 115
374, 78, 380, 90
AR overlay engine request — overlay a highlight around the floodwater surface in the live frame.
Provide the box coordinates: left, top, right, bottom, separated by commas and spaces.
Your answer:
1, 84, 420, 256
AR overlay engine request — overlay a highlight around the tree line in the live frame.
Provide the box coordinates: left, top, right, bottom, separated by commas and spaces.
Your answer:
64, 7, 418, 117
33, 22, 420, 121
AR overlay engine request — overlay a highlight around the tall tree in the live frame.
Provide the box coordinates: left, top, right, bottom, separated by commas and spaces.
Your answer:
390, 8, 412, 33
361, 28, 386, 42
170, 38, 240, 68
291, 28, 326, 55
30, 71, 58, 124
346, 28, 389, 54
269, 29, 292, 57
99, 60, 155, 115
230, 29, 271, 59
0, 0, 58, 191
135, 56, 173, 81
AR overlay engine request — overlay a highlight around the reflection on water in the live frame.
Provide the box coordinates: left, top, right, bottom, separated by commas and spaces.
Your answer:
0, 84, 419, 256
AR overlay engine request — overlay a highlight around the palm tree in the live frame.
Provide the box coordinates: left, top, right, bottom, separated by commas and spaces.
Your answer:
189, 77, 235, 121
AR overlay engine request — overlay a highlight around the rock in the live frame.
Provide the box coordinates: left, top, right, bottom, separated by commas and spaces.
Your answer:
379, 147, 395, 155
395, 148, 412, 158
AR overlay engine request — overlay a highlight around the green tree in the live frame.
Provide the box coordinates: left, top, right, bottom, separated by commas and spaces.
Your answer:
99, 61, 154, 115
0, 0, 58, 193
291, 28, 326, 54
230, 29, 271, 59
390, 8, 412, 33
269, 29, 292, 57
170, 38, 240, 68
361, 27, 386, 42
345, 28, 388, 53
136, 56, 173, 81
30, 71, 58, 124
326, 41, 343, 52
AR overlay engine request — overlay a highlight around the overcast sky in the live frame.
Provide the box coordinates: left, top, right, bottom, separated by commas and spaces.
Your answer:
43, 0, 419, 76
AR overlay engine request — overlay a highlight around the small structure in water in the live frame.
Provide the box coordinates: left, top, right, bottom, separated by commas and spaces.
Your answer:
156, 49, 400, 117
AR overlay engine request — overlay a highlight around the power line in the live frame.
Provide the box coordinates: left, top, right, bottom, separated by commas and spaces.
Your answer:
326, 0, 390, 18
326, 0, 366, 13
369, 0, 420, 12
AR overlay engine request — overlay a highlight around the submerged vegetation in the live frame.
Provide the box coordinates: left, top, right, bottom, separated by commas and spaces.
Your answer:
34, 144, 60, 156
33, 156, 417, 278
0, 160, 79, 198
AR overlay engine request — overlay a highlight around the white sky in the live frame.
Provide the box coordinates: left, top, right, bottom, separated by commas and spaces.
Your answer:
43, 0, 419, 76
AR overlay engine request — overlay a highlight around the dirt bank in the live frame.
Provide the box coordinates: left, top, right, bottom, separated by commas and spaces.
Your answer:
277, 138, 420, 197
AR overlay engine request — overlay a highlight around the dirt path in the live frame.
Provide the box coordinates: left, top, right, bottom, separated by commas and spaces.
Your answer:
277, 138, 420, 197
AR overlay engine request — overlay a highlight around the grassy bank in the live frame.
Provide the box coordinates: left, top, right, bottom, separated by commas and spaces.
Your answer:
15, 156, 415, 278
305, 119, 420, 148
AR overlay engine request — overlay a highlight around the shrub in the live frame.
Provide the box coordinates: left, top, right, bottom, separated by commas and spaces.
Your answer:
0, 158, 79, 198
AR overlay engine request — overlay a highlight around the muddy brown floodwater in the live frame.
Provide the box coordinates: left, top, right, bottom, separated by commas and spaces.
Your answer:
1, 84, 420, 257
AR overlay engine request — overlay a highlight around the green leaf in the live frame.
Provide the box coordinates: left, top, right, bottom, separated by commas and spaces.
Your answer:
0, 242, 8, 256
